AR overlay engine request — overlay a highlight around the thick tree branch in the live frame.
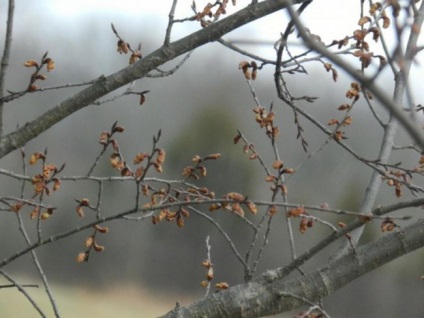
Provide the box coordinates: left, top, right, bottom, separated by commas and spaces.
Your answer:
0, 0, 15, 138
160, 219, 424, 318
0, 0, 307, 159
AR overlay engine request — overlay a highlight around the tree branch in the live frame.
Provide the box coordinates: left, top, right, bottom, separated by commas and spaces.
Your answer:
160, 219, 424, 318
0, 0, 307, 159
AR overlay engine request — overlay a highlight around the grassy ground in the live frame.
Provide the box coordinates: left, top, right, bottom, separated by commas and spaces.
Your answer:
0, 282, 193, 317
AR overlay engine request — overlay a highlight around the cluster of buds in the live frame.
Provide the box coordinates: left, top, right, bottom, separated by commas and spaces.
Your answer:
264, 160, 293, 196
200, 259, 229, 291
286, 206, 314, 234
9, 199, 55, 221
191, 0, 237, 27
29, 150, 64, 199
323, 62, 338, 82
151, 206, 189, 228
325, 83, 361, 142
133, 147, 166, 179
112, 23, 142, 65
252, 106, 279, 139
182, 153, 221, 180
346, 82, 361, 101
209, 192, 257, 217
383, 169, 410, 198
75, 198, 94, 218
100, 123, 165, 180
238, 60, 258, 80
350, 2, 392, 62
23, 52, 55, 92
76, 224, 109, 263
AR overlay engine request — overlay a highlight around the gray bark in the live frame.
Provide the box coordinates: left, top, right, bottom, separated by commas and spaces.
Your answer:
160, 219, 424, 317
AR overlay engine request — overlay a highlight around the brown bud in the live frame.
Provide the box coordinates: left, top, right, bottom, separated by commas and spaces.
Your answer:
85, 236, 94, 248
24, 60, 39, 67
215, 282, 229, 290
76, 251, 89, 263
227, 192, 245, 202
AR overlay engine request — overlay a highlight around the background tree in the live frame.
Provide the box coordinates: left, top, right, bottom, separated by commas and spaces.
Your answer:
1, 0, 424, 317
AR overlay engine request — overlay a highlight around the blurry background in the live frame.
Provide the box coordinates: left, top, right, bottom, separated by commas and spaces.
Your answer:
0, 0, 423, 317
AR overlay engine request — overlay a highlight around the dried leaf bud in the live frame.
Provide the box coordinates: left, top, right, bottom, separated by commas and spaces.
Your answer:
121, 167, 133, 177
265, 175, 276, 182
323, 63, 332, 71
99, 131, 110, 145
76, 206, 85, 218
381, 16, 390, 29
28, 84, 38, 92
112, 125, 125, 133
43, 58, 55, 72
11, 202, 23, 213
205, 153, 221, 160
231, 203, 245, 216
215, 282, 229, 290
327, 118, 339, 126
192, 155, 202, 163
343, 116, 353, 126
209, 203, 222, 211
24, 60, 39, 68
29, 152, 45, 165
202, 260, 212, 268
272, 160, 284, 169
110, 153, 121, 168
280, 184, 288, 195
156, 149, 166, 164
358, 16, 371, 27
117, 40, 129, 54
234, 133, 241, 144
331, 68, 338, 82
133, 152, 149, 164
338, 222, 346, 228
141, 184, 149, 196
238, 61, 250, 70
199, 165, 207, 177
299, 217, 308, 233
338, 104, 351, 111
395, 183, 402, 197
200, 280, 209, 288
282, 168, 295, 174
369, 2, 381, 14
35, 74, 47, 80
268, 205, 278, 216
206, 267, 214, 281
53, 178, 61, 191
249, 153, 258, 160
246, 201, 257, 215
76, 251, 89, 263
180, 208, 190, 218
139, 93, 146, 105
227, 192, 245, 202
30, 207, 39, 219
243, 70, 252, 80
41, 211, 51, 220
176, 215, 184, 228
153, 162, 163, 173
353, 29, 367, 41
85, 235, 94, 248
286, 206, 305, 217
94, 224, 109, 233
93, 242, 105, 252
80, 198, 90, 206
